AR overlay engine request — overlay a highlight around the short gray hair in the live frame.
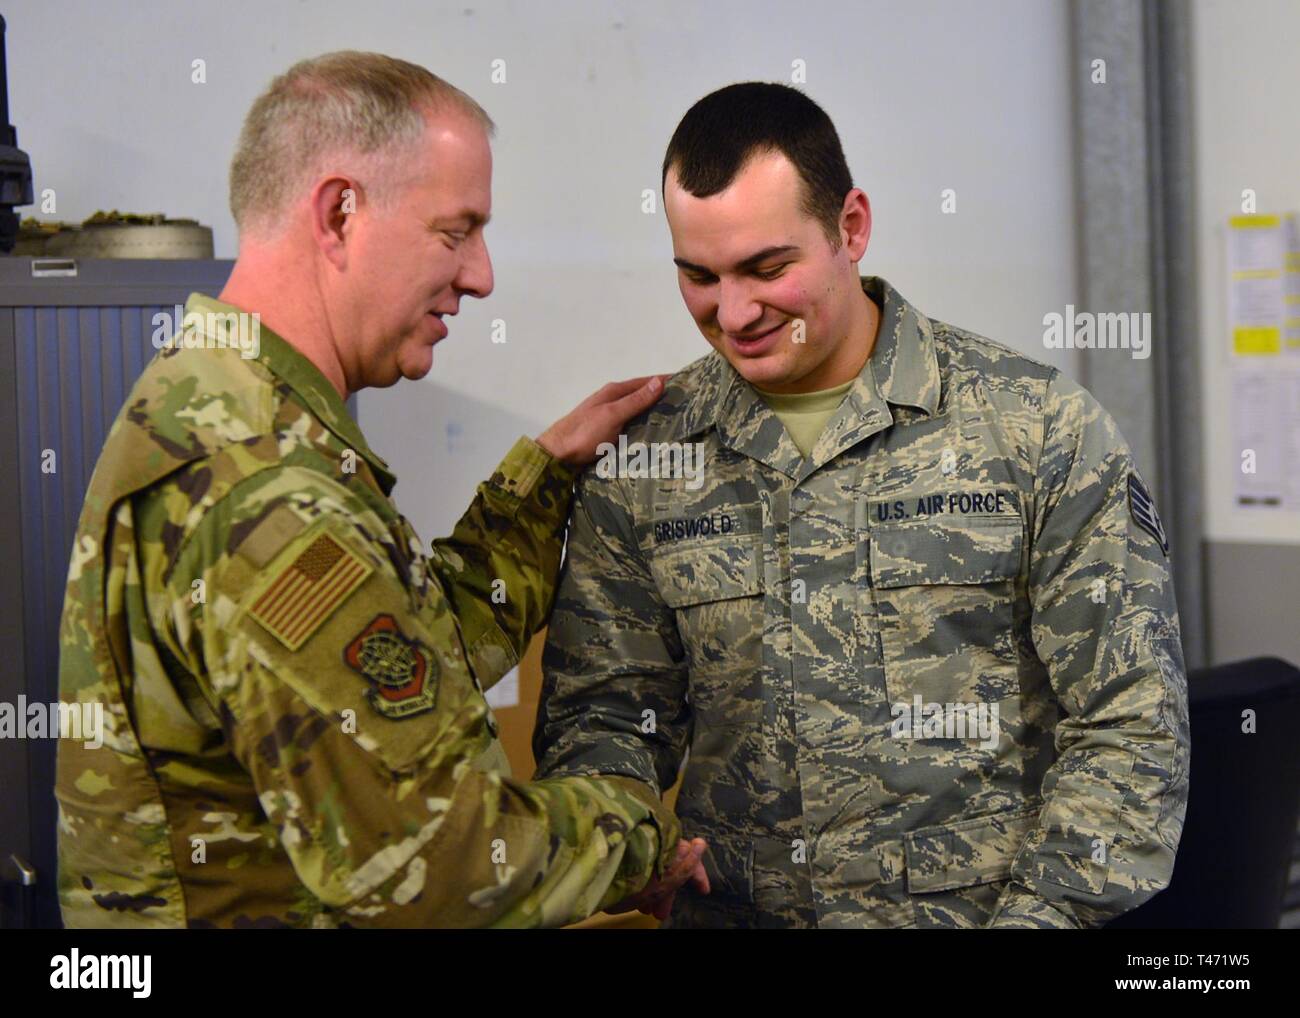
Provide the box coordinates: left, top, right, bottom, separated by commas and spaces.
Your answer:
229, 50, 495, 236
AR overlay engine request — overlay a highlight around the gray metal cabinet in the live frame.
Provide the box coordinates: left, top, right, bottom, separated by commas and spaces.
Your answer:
0, 257, 236, 927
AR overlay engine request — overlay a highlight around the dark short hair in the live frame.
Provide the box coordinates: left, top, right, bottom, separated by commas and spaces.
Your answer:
661, 82, 854, 248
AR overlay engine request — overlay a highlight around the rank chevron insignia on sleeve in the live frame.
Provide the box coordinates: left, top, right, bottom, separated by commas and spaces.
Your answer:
1128, 472, 1169, 556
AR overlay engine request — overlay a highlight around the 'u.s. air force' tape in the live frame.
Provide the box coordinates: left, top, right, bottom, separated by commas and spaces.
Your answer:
1128, 472, 1168, 556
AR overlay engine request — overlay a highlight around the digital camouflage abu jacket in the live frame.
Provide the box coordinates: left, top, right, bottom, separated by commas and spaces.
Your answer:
535, 275, 1189, 928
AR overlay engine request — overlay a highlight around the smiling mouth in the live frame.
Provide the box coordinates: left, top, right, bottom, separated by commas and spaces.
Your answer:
730, 321, 784, 344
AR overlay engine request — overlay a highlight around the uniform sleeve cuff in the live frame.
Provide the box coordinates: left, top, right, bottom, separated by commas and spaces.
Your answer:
490, 435, 578, 501
601, 775, 680, 877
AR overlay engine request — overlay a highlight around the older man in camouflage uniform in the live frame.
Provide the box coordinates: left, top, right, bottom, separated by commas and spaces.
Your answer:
534, 83, 1190, 928
54, 52, 702, 929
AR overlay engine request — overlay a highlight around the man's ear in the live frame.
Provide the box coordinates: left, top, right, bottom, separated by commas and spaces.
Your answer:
840, 188, 872, 262
310, 175, 363, 270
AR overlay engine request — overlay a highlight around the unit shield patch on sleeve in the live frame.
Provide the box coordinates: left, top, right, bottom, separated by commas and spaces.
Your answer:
344, 613, 439, 719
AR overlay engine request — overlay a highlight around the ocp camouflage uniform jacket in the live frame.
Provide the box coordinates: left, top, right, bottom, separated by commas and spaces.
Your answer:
535, 276, 1189, 928
55, 293, 678, 929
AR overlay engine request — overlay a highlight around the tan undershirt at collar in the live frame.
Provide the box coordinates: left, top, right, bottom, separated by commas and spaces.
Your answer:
755, 378, 856, 459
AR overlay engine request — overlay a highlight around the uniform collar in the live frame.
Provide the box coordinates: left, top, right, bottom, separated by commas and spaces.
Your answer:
185, 293, 398, 496
678, 276, 942, 479
861, 275, 942, 419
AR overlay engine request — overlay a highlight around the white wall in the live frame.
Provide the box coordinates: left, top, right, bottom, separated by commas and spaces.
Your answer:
8, 0, 1077, 539
1192, 0, 1300, 545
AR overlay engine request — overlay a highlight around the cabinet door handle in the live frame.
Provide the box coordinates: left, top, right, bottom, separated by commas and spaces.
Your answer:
6, 854, 36, 886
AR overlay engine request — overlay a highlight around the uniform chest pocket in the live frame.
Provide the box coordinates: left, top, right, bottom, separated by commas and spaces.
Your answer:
648, 537, 764, 727
864, 516, 1023, 709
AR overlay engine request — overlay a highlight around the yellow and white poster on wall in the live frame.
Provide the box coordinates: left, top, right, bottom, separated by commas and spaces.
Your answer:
1229, 214, 1300, 511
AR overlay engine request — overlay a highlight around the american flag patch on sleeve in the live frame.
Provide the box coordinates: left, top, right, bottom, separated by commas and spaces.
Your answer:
247, 530, 374, 651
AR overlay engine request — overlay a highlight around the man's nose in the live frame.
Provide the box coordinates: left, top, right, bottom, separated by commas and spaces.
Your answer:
715, 277, 762, 336
455, 232, 493, 300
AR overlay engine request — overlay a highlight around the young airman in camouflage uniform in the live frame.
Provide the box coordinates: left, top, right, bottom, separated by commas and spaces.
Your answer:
535, 84, 1189, 928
